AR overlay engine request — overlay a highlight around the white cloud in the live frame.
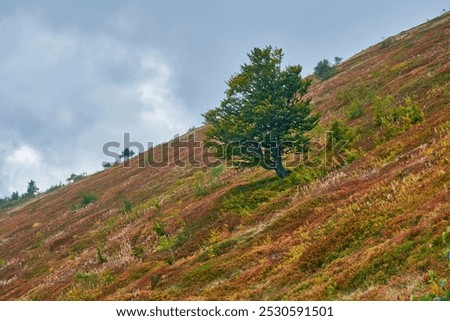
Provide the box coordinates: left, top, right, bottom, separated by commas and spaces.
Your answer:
138, 56, 189, 133
5, 145, 41, 165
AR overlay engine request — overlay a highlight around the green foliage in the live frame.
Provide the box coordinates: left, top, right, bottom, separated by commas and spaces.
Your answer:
338, 81, 377, 104
328, 120, 356, 144
182, 262, 232, 287
132, 245, 145, 260
150, 274, 161, 289
155, 232, 177, 265
102, 162, 112, 168
415, 227, 450, 301
194, 185, 208, 198
121, 199, 133, 214
130, 267, 149, 281
418, 271, 450, 301
66, 173, 87, 184
120, 147, 135, 161
80, 191, 99, 207
348, 240, 415, 290
374, 96, 424, 141
326, 120, 360, 166
1, 188, 40, 210
338, 81, 377, 120
314, 59, 337, 81
193, 165, 225, 198
346, 98, 363, 119
0, 196, 18, 210
72, 191, 99, 210
68, 269, 115, 300
221, 177, 287, 215
11, 191, 19, 201
75, 269, 115, 289
144, 154, 154, 166
152, 221, 167, 237
287, 166, 327, 186
157, 236, 177, 252
26, 180, 39, 196
212, 239, 238, 256
442, 226, 450, 265
204, 46, 319, 178
381, 37, 392, 49
45, 183, 64, 193
96, 247, 107, 264
0, 258, 4, 268
222, 191, 271, 216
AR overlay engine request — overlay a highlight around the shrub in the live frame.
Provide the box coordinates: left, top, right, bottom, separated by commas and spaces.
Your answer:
157, 236, 177, 265
287, 166, 326, 186
193, 165, 225, 198
374, 96, 422, 125
222, 189, 272, 216
338, 82, 377, 120
121, 199, 133, 214
346, 98, 363, 119
418, 271, 450, 301
374, 96, 424, 141
328, 120, 356, 144
66, 173, 87, 184
78, 191, 99, 208
314, 59, 337, 81
194, 185, 208, 197
132, 245, 145, 260
96, 247, 107, 264
152, 221, 167, 237
45, 184, 64, 193
327, 120, 359, 166
381, 37, 392, 49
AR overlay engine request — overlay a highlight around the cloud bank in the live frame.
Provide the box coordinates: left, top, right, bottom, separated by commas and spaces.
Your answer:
0, 12, 192, 195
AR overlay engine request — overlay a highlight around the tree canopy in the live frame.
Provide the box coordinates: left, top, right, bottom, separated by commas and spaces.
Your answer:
120, 147, 135, 161
313, 57, 342, 81
203, 46, 319, 178
26, 180, 39, 196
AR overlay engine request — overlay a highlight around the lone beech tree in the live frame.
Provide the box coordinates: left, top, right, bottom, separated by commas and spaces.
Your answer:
204, 46, 319, 178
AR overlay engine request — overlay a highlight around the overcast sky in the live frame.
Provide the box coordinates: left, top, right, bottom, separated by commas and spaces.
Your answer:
0, 0, 447, 196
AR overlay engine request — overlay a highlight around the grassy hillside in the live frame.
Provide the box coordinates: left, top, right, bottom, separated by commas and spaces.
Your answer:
0, 13, 449, 300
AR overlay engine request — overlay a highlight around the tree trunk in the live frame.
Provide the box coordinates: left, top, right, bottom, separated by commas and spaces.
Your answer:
274, 158, 288, 178
272, 146, 289, 178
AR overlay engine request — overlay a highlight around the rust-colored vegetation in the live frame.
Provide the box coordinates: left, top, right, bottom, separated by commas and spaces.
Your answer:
0, 13, 449, 300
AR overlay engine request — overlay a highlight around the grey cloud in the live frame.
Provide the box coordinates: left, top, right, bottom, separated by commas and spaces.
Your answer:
0, 10, 192, 195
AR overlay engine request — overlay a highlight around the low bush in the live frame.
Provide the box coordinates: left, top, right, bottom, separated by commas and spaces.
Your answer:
71, 191, 99, 210
79, 191, 99, 208
374, 96, 424, 142
314, 59, 337, 81
121, 199, 133, 214
193, 165, 225, 198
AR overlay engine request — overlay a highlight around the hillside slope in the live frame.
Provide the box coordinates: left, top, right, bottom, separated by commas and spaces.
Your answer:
0, 13, 449, 300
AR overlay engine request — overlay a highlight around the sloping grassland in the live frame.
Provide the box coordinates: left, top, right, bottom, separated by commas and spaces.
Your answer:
0, 13, 449, 300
